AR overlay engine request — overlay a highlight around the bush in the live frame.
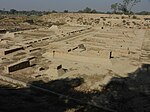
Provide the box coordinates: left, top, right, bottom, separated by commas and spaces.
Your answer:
103, 18, 106, 21
123, 20, 126, 23
132, 15, 137, 19
121, 16, 125, 19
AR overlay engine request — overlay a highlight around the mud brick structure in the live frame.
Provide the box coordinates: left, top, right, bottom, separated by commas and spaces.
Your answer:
5, 56, 35, 73
0, 29, 7, 34
0, 46, 24, 56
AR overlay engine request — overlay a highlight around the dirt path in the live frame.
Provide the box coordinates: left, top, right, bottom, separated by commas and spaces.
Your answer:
43, 52, 112, 67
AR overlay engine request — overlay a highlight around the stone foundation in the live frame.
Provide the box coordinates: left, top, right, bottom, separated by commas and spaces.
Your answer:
5, 56, 35, 73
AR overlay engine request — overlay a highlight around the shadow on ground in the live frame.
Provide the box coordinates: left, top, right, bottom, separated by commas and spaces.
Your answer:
0, 64, 150, 112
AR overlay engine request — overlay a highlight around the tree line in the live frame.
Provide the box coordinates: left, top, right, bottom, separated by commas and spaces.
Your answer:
0, 7, 98, 16
0, 0, 150, 16
0, 9, 48, 16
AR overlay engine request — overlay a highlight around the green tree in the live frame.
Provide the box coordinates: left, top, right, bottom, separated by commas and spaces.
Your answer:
78, 7, 97, 13
64, 10, 69, 13
91, 9, 97, 13
118, 0, 141, 14
83, 7, 92, 13
52, 10, 57, 13
10, 9, 17, 14
111, 3, 118, 13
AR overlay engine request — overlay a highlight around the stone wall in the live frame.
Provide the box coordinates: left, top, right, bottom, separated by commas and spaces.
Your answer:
4, 47, 24, 55
5, 60, 30, 73
5, 56, 35, 73
0, 47, 24, 56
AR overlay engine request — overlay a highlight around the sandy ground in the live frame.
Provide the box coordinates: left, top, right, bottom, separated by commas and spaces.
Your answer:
0, 13, 150, 112
0, 13, 149, 91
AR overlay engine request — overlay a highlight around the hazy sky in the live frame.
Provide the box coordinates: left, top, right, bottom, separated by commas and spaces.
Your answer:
0, 0, 150, 12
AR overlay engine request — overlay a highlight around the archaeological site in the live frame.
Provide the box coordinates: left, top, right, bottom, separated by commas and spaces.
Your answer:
0, 0, 150, 112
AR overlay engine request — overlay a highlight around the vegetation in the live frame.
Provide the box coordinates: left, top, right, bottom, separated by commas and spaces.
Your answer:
64, 10, 69, 13
78, 7, 97, 13
0, 5, 150, 16
111, 0, 141, 14
52, 10, 57, 13
136, 11, 150, 15
111, 3, 118, 14
0, 9, 49, 16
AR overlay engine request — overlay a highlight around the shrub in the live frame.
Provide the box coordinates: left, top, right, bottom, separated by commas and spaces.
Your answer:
132, 15, 137, 19
123, 20, 126, 23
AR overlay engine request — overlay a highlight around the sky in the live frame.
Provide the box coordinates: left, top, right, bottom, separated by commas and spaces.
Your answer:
0, 0, 150, 12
